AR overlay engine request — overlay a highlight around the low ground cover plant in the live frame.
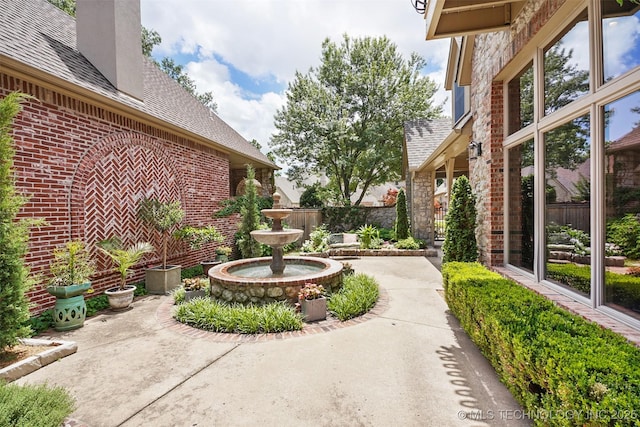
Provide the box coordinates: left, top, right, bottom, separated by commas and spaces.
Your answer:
443, 262, 640, 425
328, 273, 379, 321
0, 381, 74, 427
174, 299, 303, 333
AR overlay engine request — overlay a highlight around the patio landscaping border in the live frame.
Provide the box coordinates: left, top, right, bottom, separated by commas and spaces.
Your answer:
0, 338, 77, 382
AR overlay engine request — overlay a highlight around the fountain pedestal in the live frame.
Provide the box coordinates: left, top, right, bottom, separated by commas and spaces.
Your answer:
250, 192, 303, 275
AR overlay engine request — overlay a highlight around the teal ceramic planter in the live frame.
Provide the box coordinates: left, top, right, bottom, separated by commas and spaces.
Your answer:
46, 282, 91, 331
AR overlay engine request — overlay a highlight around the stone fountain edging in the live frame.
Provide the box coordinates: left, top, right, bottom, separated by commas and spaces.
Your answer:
208, 256, 344, 305
302, 248, 438, 257
0, 338, 78, 382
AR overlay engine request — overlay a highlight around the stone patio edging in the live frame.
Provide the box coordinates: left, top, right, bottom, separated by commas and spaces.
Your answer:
0, 338, 78, 382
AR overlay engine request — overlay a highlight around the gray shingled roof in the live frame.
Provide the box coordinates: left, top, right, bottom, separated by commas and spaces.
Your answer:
0, 0, 274, 168
403, 118, 452, 170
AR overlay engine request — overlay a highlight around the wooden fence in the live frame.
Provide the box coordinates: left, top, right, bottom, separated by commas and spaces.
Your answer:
286, 209, 323, 243
547, 203, 590, 232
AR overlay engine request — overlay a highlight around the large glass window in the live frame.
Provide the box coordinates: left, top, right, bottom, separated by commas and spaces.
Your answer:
602, 1, 640, 82
508, 63, 533, 135
508, 140, 535, 272
544, 114, 591, 297
604, 91, 640, 318
544, 10, 589, 116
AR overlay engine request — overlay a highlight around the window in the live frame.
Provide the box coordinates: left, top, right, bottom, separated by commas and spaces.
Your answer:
602, 0, 640, 82
508, 139, 535, 272
543, 10, 589, 116
543, 114, 591, 296
604, 90, 640, 318
453, 81, 468, 124
507, 63, 533, 135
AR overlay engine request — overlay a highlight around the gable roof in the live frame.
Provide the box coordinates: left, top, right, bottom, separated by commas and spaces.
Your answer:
0, 0, 275, 169
403, 118, 452, 171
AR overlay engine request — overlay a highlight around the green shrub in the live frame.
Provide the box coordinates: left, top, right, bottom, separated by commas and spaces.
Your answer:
394, 188, 409, 240
443, 262, 640, 425
442, 176, 478, 263
236, 165, 263, 259
377, 227, 395, 242
181, 265, 204, 279
301, 224, 331, 253
0, 381, 75, 427
174, 299, 303, 333
0, 93, 33, 352
328, 273, 379, 321
299, 182, 324, 208
394, 237, 420, 250
356, 224, 379, 249
607, 214, 640, 259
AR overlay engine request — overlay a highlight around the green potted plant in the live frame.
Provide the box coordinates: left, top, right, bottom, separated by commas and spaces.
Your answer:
96, 237, 154, 310
137, 198, 185, 294
46, 241, 96, 331
298, 282, 327, 322
173, 224, 224, 274
215, 246, 233, 263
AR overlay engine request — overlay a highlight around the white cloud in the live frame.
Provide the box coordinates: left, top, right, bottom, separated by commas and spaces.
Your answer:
140, 0, 451, 150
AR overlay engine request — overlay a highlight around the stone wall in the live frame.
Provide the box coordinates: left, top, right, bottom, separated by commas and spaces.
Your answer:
410, 170, 434, 245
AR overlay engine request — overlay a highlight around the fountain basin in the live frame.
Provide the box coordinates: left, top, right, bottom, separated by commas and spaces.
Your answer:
208, 256, 343, 305
250, 229, 303, 246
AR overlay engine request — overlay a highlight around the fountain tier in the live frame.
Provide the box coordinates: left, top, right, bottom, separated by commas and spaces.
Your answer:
208, 256, 343, 305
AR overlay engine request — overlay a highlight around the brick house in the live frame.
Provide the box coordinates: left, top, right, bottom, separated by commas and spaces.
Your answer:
416, 0, 640, 334
0, 0, 276, 313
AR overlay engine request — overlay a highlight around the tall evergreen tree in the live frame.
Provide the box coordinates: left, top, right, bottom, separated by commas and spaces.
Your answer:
394, 188, 409, 240
442, 176, 478, 263
0, 93, 33, 352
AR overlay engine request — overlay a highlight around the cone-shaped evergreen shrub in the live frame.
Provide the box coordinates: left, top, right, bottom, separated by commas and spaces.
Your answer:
394, 188, 409, 240
0, 92, 32, 352
442, 175, 478, 262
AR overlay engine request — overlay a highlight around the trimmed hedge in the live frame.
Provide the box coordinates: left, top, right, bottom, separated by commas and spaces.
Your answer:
443, 262, 640, 426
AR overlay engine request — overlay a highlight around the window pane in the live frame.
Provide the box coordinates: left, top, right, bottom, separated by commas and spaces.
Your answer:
604, 91, 640, 318
602, 0, 640, 82
508, 63, 533, 135
508, 139, 534, 272
544, 114, 591, 297
544, 10, 589, 116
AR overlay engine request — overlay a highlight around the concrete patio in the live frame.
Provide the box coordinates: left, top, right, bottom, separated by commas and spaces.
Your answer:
17, 257, 529, 426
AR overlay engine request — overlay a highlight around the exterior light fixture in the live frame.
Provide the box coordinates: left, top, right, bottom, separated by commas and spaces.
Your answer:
410, 0, 427, 14
468, 141, 482, 159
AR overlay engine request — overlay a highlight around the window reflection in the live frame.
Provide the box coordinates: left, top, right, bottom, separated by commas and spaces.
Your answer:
544, 114, 591, 297
508, 140, 534, 272
544, 10, 589, 116
508, 63, 533, 135
604, 91, 640, 318
602, 0, 640, 82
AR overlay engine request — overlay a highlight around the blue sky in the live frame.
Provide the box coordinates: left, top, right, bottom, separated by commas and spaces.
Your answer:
140, 0, 451, 153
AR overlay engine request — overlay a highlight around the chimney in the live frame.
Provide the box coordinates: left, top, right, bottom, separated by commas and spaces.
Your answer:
76, 0, 144, 100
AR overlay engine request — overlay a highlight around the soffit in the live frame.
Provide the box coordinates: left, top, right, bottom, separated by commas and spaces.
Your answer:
425, 0, 526, 40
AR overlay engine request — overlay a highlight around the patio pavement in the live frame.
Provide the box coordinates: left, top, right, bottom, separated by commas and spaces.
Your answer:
17, 257, 530, 427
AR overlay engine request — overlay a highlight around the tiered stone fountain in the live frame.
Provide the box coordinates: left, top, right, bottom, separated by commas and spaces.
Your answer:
208, 193, 343, 305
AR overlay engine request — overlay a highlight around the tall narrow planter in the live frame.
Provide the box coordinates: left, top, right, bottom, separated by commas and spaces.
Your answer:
46, 282, 91, 331
301, 296, 327, 322
145, 265, 181, 295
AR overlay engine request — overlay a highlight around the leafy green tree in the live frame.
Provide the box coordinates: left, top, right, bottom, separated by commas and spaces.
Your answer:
0, 93, 33, 352
48, 0, 216, 112
271, 34, 442, 206
442, 176, 478, 263
299, 183, 324, 208
394, 188, 409, 240
137, 198, 184, 269
237, 166, 262, 258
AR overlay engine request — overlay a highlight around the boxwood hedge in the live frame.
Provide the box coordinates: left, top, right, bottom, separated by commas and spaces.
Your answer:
442, 262, 640, 426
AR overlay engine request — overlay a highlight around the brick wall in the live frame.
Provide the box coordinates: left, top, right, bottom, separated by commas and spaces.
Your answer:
470, 0, 563, 266
2, 73, 240, 314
